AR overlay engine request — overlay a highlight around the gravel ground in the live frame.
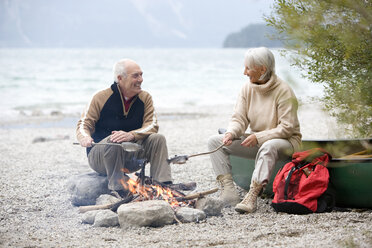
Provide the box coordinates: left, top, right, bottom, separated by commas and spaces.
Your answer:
0, 104, 371, 248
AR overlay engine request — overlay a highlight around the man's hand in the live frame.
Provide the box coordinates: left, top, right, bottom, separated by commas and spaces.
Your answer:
222, 132, 234, 146
241, 134, 258, 148
110, 130, 135, 143
80, 136, 93, 147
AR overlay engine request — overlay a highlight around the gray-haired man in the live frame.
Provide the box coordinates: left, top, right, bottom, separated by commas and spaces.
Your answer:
76, 59, 172, 196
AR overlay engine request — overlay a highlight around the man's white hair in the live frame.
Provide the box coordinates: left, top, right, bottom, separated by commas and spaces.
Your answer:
244, 47, 275, 82
113, 59, 135, 82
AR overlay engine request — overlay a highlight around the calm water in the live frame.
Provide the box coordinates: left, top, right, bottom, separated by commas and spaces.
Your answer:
0, 48, 322, 120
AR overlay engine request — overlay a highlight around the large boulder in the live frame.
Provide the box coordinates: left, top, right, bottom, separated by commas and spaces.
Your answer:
67, 172, 110, 206
117, 200, 174, 228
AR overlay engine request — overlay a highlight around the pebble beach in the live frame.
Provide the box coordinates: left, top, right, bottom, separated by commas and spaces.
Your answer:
0, 103, 371, 248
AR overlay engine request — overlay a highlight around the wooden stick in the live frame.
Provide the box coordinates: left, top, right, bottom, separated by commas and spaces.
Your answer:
176, 187, 218, 201
188, 144, 224, 158
188, 138, 240, 158
78, 195, 134, 213
78, 203, 115, 213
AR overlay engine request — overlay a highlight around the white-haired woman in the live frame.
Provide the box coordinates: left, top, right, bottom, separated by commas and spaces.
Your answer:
208, 47, 302, 213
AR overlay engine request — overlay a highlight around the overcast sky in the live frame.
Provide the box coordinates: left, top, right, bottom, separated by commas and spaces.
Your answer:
0, 0, 275, 48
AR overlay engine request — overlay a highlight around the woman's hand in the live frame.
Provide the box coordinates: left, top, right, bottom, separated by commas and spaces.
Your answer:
241, 134, 258, 148
110, 130, 135, 143
222, 132, 234, 146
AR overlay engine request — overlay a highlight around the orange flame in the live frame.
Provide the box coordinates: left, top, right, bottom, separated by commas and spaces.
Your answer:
119, 177, 182, 207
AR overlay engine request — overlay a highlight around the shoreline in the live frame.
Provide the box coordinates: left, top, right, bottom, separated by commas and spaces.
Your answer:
0, 101, 348, 140
0, 112, 215, 129
0, 104, 231, 129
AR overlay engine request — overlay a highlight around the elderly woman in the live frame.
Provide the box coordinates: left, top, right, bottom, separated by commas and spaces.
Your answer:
208, 47, 302, 213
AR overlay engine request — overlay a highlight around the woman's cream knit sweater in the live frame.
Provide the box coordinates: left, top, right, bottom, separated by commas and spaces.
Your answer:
227, 74, 302, 152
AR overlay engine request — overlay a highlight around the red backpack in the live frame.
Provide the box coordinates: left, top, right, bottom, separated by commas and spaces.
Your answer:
272, 148, 334, 214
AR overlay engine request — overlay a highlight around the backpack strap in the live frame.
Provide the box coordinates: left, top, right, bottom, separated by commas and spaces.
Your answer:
284, 165, 297, 200
284, 160, 309, 200
283, 148, 332, 200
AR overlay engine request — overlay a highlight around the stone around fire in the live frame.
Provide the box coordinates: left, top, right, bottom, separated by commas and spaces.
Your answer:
96, 194, 120, 205
175, 207, 206, 223
117, 200, 174, 228
195, 197, 224, 216
81, 210, 100, 225
66, 172, 111, 206
93, 210, 119, 227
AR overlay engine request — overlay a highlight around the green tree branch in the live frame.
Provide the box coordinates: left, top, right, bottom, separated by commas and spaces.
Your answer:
266, 0, 372, 137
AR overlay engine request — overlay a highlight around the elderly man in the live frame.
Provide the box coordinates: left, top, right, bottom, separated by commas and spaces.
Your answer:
76, 59, 172, 197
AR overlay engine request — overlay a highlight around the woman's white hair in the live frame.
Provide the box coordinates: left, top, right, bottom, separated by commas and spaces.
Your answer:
244, 47, 275, 82
113, 59, 133, 82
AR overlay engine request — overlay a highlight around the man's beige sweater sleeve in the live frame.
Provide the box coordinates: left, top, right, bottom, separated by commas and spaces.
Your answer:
76, 89, 111, 142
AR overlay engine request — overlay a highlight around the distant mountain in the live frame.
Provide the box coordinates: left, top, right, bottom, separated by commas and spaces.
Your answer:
223, 23, 283, 48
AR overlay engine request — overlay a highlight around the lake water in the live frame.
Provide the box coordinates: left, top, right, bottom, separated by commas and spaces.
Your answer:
0, 48, 323, 121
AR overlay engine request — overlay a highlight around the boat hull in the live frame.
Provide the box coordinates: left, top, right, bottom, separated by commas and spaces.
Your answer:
230, 139, 372, 208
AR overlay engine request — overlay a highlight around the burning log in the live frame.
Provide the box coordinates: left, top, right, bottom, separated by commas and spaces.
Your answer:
78, 187, 219, 213
151, 180, 187, 197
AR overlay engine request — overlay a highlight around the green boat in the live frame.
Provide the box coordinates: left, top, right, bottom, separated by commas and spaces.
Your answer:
230, 138, 372, 208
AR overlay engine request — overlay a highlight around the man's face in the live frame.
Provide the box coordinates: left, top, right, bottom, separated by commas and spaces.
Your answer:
118, 62, 143, 98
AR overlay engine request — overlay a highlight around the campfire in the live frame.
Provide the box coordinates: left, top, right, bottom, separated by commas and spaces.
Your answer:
72, 153, 221, 227
118, 175, 194, 208
78, 171, 218, 214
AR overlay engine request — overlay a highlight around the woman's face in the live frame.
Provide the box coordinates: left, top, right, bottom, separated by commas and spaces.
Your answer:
244, 65, 266, 84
